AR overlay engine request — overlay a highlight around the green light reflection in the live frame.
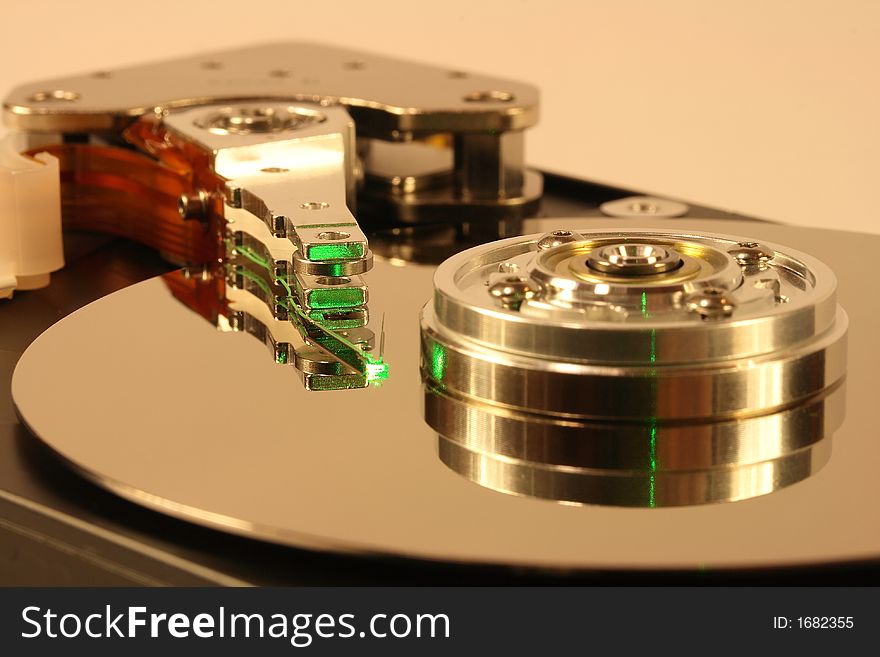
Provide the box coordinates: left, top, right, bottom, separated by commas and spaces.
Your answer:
230, 245, 389, 388
431, 341, 447, 386
642, 290, 658, 508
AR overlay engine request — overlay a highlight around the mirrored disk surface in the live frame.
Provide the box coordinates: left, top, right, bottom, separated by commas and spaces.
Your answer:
11, 218, 880, 571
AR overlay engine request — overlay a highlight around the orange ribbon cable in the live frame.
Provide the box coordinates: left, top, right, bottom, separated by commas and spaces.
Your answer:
31, 116, 226, 265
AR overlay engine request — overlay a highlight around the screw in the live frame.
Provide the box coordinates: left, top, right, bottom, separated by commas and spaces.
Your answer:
686, 287, 736, 320
488, 276, 539, 310
537, 229, 584, 250
728, 242, 773, 267
178, 190, 209, 221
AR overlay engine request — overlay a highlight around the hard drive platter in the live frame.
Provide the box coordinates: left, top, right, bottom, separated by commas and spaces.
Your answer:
11, 217, 877, 573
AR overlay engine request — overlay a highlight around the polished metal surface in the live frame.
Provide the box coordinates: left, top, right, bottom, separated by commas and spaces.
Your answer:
428, 231, 840, 365
3, 43, 538, 136
359, 140, 543, 225
161, 101, 384, 390
438, 435, 832, 509
3, 42, 543, 226
420, 228, 847, 505
426, 381, 845, 471
167, 101, 370, 277
10, 218, 879, 570
586, 242, 682, 276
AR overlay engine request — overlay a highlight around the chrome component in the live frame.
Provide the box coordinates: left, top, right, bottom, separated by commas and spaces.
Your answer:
421, 229, 848, 506
586, 242, 682, 276
26, 89, 80, 103
177, 190, 209, 222
165, 101, 369, 279
438, 435, 833, 509
536, 229, 584, 250
291, 250, 374, 277
165, 101, 382, 391
487, 275, 539, 310
429, 231, 830, 363
363, 141, 452, 195
194, 105, 326, 136
294, 345, 349, 375
360, 139, 542, 224
685, 287, 736, 319
426, 381, 845, 472
455, 130, 523, 201
222, 264, 384, 390
728, 241, 774, 266
292, 272, 367, 312
4, 43, 538, 135
221, 295, 294, 366
600, 195, 689, 218
168, 100, 375, 379
4, 42, 543, 226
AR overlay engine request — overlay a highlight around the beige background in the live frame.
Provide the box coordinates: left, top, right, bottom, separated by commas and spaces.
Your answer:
3, 0, 876, 232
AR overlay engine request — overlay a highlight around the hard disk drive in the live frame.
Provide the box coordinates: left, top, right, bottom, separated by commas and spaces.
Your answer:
0, 43, 876, 584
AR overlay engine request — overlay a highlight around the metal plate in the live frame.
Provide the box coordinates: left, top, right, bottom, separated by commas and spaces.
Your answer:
3, 42, 537, 137
11, 217, 880, 571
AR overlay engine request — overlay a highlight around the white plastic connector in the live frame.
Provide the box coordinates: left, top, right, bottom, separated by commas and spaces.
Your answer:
0, 134, 63, 299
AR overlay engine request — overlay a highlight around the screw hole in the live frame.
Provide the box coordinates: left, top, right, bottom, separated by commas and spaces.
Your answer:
318, 230, 351, 242
260, 167, 289, 173
317, 231, 350, 241
92, 71, 112, 79
28, 90, 80, 103
344, 61, 365, 70
314, 276, 351, 286
301, 202, 329, 210
464, 90, 515, 103
448, 71, 469, 79
201, 61, 224, 70
269, 69, 291, 78
197, 106, 325, 136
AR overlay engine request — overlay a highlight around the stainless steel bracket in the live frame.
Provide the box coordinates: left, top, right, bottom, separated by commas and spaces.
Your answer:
3, 42, 542, 225
164, 101, 370, 278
